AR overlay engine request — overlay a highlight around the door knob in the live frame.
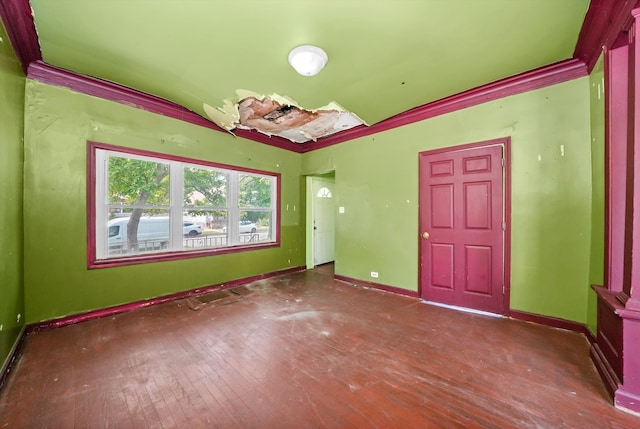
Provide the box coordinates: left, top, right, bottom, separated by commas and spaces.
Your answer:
422, 232, 430, 239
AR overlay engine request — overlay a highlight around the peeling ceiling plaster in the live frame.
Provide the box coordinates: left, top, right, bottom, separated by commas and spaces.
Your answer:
203, 90, 366, 143
19, 0, 590, 145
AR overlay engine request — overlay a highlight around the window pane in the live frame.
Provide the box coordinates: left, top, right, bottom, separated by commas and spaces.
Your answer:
184, 167, 227, 208
107, 213, 171, 256
237, 210, 272, 244
238, 174, 272, 208
317, 187, 332, 198
108, 157, 170, 205
183, 211, 229, 250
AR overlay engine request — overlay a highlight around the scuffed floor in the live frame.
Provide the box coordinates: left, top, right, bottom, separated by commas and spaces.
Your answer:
1, 267, 639, 428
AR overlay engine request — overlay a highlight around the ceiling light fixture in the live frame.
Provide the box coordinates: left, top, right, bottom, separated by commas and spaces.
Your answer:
288, 45, 328, 76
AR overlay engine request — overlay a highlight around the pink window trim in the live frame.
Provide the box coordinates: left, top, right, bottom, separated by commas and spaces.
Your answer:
86, 141, 281, 269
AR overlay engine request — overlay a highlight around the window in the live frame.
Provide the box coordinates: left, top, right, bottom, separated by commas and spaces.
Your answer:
316, 187, 333, 198
88, 142, 279, 267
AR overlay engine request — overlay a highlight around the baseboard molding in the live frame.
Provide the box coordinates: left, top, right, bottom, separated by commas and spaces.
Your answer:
334, 274, 419, 298
585, 326, 597, 345
511, 309, 640, 415
615, 387, 640, 416
0, 325, 27, 391
508, 309, 589, 336
590, 341, 620, 398
27, 265, 305, 333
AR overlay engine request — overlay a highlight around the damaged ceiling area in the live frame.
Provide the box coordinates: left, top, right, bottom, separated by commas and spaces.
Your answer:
203, 91, 365, 143
6, 0, 591, 145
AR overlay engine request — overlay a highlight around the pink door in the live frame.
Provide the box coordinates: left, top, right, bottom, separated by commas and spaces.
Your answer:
419, 142, 506, 314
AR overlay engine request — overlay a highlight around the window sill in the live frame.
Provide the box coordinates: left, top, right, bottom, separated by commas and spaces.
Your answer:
88, 241, 280, 269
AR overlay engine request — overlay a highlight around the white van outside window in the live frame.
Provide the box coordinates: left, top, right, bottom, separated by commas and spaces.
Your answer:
108, 217, 171, 254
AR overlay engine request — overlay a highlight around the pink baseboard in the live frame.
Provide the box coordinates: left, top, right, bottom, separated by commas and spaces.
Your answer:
26, 266, 305, 333
0, 327, 27, 391
615, 388, 640, 415
333, 275, 597, 340
334, 274, 419, 298
508, 309, 590, 336
591, 341, 621, 397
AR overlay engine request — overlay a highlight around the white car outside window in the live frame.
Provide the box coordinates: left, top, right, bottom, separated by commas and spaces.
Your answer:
223, 221, 257, 234
183, 221, 202, 237
239, 221, 257, 233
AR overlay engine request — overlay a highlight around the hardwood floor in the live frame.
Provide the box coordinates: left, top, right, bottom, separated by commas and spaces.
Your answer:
1, 267, 639, 428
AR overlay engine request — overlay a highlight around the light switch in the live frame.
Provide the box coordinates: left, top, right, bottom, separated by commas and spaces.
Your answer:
339, 206, 345, 213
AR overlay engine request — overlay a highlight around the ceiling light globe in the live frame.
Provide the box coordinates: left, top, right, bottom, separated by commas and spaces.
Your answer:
288, 45, 328, 76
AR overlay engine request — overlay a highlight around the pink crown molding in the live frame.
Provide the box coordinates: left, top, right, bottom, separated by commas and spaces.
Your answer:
27, 59, 587, 154
2, 0, 598, 152
0, 0, 41, 74
1, 0, 611, 78
574, 0, 640, 73
26, 61, 304, 153
300, 59, 588, 152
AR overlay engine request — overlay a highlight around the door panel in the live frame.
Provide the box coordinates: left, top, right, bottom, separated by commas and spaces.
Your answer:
465, 245, 492, 294
419, 144, 504, 314
431, 185, 454, 228
431, 244, 454, 289
464, 182, 491, 229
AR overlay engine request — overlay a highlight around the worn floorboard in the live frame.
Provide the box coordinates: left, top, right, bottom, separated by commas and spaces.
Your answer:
1, 265, 639, 428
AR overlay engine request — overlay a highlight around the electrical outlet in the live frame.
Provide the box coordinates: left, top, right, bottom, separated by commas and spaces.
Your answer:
370, 271, 379, 278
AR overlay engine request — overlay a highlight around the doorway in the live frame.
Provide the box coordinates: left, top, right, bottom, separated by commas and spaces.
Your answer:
306, 175, 336, 268
418, 139, 510, 315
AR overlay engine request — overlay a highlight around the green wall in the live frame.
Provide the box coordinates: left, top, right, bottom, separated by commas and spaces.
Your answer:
0, 22, 26, 370
587, 55, 606, 333
302, 78, 593, 324
16, 60, 602, 327
23, 81, 305, 323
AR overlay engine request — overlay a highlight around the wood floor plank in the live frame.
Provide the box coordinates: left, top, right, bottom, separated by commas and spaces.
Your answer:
1, 266, 640, 428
